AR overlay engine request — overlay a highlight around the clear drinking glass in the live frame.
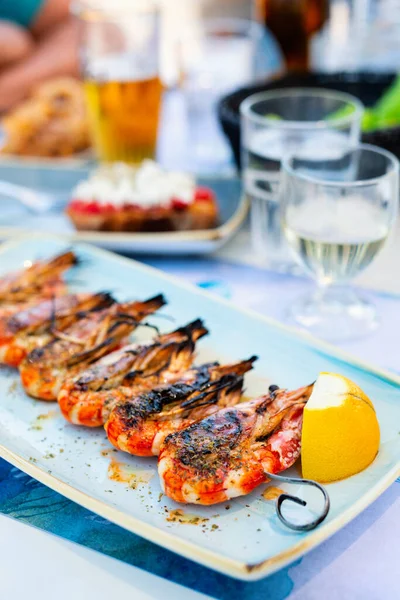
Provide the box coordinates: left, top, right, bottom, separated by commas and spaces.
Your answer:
75, 0, 162, 163
240, 89, 364, 270
181, 18, 282, 171
281, 143, 399, 341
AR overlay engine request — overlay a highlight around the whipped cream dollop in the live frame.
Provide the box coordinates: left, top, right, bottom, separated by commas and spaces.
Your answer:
72, 161, 196, 208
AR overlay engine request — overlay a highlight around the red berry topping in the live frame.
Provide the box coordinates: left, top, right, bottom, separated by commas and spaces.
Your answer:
84, 201, 102, 214
69, 199, 119, 214
69, 199, 86, 212
103, 203, 117, 213
194, 187, 215, 202
171, 197, 189, 211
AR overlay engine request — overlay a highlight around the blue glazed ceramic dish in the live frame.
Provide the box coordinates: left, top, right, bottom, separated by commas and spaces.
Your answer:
0, 234, 399, 580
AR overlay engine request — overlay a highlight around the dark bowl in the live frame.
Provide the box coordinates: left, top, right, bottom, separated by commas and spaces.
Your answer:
218, 72, 399, 169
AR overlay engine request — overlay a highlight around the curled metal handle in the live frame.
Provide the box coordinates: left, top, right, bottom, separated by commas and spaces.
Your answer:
264, 472, 330, 532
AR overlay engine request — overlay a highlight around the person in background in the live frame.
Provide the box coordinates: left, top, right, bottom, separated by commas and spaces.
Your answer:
0, 0, 79, 112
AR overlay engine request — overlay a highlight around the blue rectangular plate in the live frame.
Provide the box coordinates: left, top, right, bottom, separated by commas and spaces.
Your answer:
0, 234, 399, 581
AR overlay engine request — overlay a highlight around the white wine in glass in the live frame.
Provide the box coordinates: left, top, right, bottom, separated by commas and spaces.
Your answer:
284, 196, 389, 284
281, 144, 399, 341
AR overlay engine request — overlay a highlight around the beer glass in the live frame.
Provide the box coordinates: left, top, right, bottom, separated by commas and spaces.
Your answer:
75, 0, 162, 163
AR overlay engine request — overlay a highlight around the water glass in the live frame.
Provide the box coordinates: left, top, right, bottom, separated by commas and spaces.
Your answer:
181, 18, 282, 172
240, 88, 364, 270
281, 144, 399, 341
75, 0, 162, 163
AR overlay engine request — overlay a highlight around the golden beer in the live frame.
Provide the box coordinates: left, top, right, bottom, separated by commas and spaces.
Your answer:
84, 76, 163, 163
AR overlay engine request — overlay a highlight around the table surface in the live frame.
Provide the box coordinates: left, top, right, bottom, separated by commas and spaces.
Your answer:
2, 87, 400, 600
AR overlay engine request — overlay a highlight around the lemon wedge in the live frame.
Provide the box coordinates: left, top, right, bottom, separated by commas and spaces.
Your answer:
301, 373, 380, 483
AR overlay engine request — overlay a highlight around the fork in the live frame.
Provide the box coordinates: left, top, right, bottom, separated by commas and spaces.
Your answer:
0, 181, 64, 214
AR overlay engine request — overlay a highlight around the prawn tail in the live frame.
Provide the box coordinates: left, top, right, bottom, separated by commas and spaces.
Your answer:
65, 335, 120, 368
43, 250, 80, 273
180, 373, 244, 411
214, 355, 258, 378
86, 292, 116, 312
127, 294, 167, 320
77, 292, 117, 317
172, 319, 209, 343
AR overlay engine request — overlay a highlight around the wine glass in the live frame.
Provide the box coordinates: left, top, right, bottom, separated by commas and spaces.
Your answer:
280, 143, 399, 341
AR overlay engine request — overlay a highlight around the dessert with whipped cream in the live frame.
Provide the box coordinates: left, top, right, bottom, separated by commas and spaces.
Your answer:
66, 161, 218, 233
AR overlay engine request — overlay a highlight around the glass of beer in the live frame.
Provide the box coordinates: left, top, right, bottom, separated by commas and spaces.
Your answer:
75, 0, 162, 163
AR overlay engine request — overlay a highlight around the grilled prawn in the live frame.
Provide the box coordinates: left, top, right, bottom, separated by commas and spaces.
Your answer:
0, 293, 112, 367
105, 356, 257, 457
0, 250, 77, 307
58, 319, 208, 427
19, 294, 166, 401
158, 384, 313, 505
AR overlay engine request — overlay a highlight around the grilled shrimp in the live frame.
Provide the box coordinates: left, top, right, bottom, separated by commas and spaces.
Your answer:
158, 384, 313, 505
0, 250, 77, 306
105, 356, 257, 457
19, 294, 166, 401
58, 319, 208, 427
0, 293, 110, 367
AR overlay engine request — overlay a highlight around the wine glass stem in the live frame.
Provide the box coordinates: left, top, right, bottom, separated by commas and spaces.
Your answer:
315, 280, 333, 306
316, 279, 361, 310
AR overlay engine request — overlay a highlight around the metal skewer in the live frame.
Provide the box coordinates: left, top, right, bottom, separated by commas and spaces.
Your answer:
264, 472, 330, 532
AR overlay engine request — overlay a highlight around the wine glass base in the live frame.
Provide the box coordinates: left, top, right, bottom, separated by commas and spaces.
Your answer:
287, 288, 378, 342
